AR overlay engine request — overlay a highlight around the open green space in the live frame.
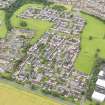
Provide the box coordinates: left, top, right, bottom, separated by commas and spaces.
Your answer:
0, 10, 7, 38
10, 4, 53, 44
50, 3, 72, 12
84, 100, 105, 105
0, 83, 63, 105
75, 13, 105, 74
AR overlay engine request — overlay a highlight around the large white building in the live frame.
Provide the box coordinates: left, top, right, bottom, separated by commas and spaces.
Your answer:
92, 67, 105, 102
92, 91, 105, 102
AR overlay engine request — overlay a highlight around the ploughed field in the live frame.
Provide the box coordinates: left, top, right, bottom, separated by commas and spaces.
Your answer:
0, 83, 63, 105
75, 13, 105, 74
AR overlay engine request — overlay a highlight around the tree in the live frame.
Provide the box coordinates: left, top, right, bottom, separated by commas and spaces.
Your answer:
89, 36, 93, 40
96, 102, 100, 105
103, 33, 105, 39
20, 21, 27, 27
96, 48, 100, 53
52, 5, 67, 11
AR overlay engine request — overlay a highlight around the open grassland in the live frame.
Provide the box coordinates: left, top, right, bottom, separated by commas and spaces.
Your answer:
75, 13, 105, 74
0, 83, 63, 105
10, 3, 53, 44
84, 100, 105, 105
0, 10, 7, 38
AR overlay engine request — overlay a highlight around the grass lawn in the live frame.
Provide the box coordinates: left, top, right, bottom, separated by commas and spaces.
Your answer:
10, 3, 53, 44
75, 13, 105, 74
84, 100, 105, 105
0, 10, 7, 38
0, 83, 63, 105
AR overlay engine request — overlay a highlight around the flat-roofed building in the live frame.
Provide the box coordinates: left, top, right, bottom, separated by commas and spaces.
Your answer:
92, 91, 105, 102
96, 79, 105, 89
99, 70, 104, 77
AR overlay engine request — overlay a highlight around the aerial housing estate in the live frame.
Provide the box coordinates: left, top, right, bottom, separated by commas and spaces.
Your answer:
49, 0, 105, 20
0, 0, 105, 104
0, 4, 88, 101
0, 0, 16, 8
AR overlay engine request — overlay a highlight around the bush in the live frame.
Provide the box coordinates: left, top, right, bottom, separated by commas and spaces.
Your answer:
96, 48, 100, 53
51, 91, 60, 97
89, 36, 93, 40
0, 72, 12, 80
20, 21, 27, 27
52, 5, 67, 11
31, 84, 39, 90
41, 89, 51, 94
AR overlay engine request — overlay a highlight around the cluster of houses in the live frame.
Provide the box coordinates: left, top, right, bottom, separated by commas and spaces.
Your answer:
81, 0, 105, 20
0, 0, 16, 8
0, 28, 35, 73
11, 7, 88, 100
0, 39, 13, 73
92, 65, 105, 102
48, 0, 77, 5
48, 0, 105, 20
20, 7, 85, 36
14, 32, 88, 100
0, 0, 105, 103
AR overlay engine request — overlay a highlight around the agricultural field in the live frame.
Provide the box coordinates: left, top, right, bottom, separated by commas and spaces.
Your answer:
0, 83, 63, 105
75, 13, 105, 74
0, 10, 7, 38
10, 3, 53, 44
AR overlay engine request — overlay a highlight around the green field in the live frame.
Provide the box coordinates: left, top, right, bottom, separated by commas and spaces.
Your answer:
0, 83, 63, 105
0, 10, 7, 38
10, 4, 53, 44
75, 13, 105, 74
84, 100, 105, 105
